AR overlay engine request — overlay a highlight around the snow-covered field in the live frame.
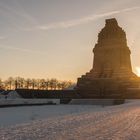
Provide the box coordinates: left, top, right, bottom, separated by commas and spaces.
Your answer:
0, 100, 140, 140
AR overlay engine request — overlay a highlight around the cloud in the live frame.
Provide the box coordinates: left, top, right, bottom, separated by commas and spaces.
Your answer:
35, 6, 140, 31
0, 2, 36, 24
0, 36, 6, 40
0, 45, 48, 55
0, 1, 38, 31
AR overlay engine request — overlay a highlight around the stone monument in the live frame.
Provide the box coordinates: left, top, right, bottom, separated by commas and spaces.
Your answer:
76, 18, 140, 98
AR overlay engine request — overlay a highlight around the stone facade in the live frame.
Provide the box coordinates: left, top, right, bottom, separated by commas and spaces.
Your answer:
76, 18, 140, 98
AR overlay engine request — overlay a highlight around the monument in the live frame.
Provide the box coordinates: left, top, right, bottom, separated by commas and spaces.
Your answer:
76, 18, 140, 98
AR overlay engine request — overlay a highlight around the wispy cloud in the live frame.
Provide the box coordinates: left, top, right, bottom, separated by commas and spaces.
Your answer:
0, 45, 48, 55
0, 36, 6, 40
35, 6, 140, 31
0, 1, 38, 31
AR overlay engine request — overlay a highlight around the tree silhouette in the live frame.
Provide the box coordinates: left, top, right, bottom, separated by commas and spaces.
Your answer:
0, 77, 75, 90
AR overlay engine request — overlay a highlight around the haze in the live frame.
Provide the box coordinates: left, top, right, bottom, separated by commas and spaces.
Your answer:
0, 0, 140, 81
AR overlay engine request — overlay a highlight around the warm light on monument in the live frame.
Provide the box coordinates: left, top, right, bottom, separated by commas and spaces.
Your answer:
135, 67, 140, 77
76, 18, 140, 98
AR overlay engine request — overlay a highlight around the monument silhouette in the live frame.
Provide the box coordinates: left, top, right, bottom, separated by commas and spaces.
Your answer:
76, 18, 140, 98
16, 18, 140, 100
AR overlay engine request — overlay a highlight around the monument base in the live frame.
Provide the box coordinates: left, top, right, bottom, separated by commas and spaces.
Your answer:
69, 99, 125, 106
76, 77, 140, 98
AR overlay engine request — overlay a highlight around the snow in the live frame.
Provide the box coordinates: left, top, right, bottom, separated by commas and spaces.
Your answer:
0, 91, 60, 106
0, 105, 98, 126
0, 99, 60, 106
7, 91, 21, 99
0, 100, 140, 140
0, 91, 21, 99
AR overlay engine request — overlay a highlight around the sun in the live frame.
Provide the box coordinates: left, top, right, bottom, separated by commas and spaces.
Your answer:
135, 67, 140, 77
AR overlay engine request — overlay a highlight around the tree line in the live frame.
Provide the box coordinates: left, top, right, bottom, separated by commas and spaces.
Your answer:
0, 77, 75, 90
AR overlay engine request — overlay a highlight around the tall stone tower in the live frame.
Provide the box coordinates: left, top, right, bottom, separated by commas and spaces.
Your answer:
76, 18, 140, 98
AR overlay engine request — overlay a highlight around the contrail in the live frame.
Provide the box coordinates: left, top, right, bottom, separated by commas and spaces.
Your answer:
37, 6, 140, 31
0, 1, 38, 31
12, 0, 38, 26
0, 2, 36, 24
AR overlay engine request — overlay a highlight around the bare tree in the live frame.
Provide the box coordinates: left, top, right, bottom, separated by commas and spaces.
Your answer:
0, 77, 76, 90
45, 79, 49, 90
0, 78, 4, 90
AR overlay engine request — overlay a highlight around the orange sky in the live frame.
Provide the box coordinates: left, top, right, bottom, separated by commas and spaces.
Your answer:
0, 0, 140, 81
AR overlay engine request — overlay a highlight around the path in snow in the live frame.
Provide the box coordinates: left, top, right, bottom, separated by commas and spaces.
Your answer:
0, 100, 140, 140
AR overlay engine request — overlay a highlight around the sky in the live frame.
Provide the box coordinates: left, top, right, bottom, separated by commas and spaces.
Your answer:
0, 0, 140, 82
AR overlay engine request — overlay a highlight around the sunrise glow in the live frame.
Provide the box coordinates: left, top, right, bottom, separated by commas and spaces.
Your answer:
0, 0, 140, 81
135, 67, 140, 77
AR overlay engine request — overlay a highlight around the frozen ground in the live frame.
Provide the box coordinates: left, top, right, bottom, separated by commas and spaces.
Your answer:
0, 104, 98, 126
0, 100, 140, 140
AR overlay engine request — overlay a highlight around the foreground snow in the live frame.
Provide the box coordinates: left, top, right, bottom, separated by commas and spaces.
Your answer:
0, 105, 98, 126
0, 100, 140, 140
